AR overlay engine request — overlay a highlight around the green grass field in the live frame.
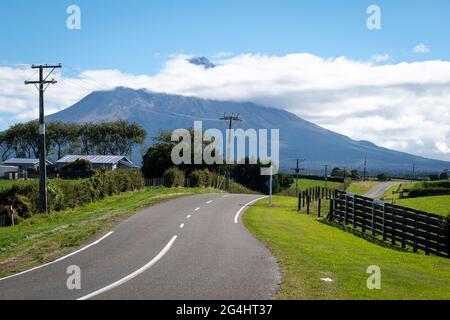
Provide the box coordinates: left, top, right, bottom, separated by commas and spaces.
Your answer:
396, 195, 450, 216
243, 196, 450, 300
346, 181, 380, 196
380, 182, 417, 201
0, 187, 218, 278
278, 179, 381, 197
278, 179, 343, 197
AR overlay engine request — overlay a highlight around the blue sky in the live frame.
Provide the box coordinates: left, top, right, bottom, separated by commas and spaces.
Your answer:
1, 0, 450, 161
1, 0, 449, 73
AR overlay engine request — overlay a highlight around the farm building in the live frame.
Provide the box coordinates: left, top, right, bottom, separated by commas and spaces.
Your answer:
56, 155, 135, 171
1, 158, 53, 171
0, 165, 19, 180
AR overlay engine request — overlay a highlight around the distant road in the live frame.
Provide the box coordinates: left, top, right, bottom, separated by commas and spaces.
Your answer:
0, 194, 280, 300
363, 181, 404, 199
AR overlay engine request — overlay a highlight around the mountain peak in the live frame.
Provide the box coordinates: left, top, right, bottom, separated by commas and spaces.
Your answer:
187, 56, 216, 69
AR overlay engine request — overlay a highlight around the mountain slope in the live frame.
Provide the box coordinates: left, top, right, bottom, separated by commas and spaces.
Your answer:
47, 87, 450, 174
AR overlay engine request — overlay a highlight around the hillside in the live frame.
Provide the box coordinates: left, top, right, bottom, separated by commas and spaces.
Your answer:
47, 87, 450, 173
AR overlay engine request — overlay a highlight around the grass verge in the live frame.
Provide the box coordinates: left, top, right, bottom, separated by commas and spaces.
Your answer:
0, 187, 218, 278
243, 196, 450, 300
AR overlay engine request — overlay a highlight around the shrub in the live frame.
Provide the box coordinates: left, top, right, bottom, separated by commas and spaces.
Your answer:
163, 167, 185, 188
0, 169, 145, 226
189, 169, 210, 187
60, 159, 95, 179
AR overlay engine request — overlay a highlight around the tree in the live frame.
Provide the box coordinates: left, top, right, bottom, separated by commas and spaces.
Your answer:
376, 173, 389, 181
350, 169, 360, 180
47, 122, 78, 159
60, 159, 95, 179
331, 167, 347, 178
0, 132, 13, 161
142, 142, 175, 178
111, 121, 147, 156
440, 170, 449, 180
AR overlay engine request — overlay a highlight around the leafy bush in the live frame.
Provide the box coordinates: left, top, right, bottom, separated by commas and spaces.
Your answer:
163, 167, 185, 188
0, 169, 144, 226
189, 169, 210, 187
60, 159, 95, 179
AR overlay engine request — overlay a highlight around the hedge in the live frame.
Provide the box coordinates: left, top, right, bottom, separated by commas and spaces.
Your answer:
408, 181, 450, 198
0, 169, 144, 226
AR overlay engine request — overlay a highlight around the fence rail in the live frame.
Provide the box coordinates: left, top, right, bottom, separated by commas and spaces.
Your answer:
329, 190, 449, 257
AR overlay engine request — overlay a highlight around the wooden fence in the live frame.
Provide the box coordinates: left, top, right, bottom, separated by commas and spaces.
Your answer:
329, 190, 449, 257
298, 187, 334, 217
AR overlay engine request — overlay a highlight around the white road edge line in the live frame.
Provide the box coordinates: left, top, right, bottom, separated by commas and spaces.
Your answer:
77, 235, 178, 301
0, 231, 114, 282
186, 215, 192, 219
223, 195, 230, 198
180, 224, 184, 229
234, 197, 268, 224
206, 200, 213, 204
195, 208, 200, 211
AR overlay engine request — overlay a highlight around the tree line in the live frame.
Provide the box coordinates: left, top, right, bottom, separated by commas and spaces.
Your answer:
0, 121, 147, 161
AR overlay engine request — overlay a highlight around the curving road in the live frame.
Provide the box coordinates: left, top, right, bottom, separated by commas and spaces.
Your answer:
0, 194, 280, 300
363, 181, 404, 199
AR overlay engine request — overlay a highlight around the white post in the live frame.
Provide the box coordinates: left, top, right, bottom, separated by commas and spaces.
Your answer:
269, 165, 273, 207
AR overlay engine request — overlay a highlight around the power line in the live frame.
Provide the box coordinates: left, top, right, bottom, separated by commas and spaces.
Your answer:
25, 63, 62, 213
291, 159, 305, 196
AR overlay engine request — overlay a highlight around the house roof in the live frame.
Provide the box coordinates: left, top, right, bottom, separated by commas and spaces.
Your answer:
57, 155, 133, 165
2, 158, 53, 165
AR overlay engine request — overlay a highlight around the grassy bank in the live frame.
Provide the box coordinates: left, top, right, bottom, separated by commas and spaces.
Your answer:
243, 196, 450, 300
0, 187, 218, 278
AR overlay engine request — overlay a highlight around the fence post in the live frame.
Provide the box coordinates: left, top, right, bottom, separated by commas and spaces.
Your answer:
318, 198, 321, 218
307, 195, 310, 215
298, 192, 302, 211
401, 213, 406, 249
344, 194, 348, 225
371, 203, 375, 237
328, 199, 334, 221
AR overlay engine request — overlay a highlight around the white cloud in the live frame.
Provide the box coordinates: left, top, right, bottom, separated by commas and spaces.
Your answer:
413, 43, 430, 54
436, 141, 450, 154
371, 54, 390, 63
1, 53, 450, 161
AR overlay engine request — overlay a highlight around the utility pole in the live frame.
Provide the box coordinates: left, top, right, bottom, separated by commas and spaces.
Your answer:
324, 165, 329, 188
363, 157, 367, 181
291, 159, 305, 196
220, 113, 242, 192
25, 64, 61, 213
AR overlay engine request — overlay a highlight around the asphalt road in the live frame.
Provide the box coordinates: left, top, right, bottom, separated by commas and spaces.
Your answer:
0, 194, 280, 300
363, 181, 404, 198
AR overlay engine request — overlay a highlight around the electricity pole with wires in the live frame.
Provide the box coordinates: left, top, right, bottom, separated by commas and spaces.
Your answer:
363, 157, 368, 181
324, 165, 329, 188
25, 64, 62, 213
291, 159, 305, 196
220, 113, 242, 192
